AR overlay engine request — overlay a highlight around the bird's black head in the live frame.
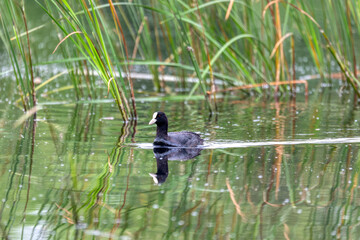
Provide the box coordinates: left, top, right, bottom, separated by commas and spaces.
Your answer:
149, 111, 168, 126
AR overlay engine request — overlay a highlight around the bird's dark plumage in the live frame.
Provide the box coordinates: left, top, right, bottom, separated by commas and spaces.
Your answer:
149, 112, 203, 147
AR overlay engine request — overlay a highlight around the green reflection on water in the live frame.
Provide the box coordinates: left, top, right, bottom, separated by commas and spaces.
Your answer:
1, 89, 360, 239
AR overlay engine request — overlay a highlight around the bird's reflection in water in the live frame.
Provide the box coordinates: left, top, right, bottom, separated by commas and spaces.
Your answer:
149, 147, 203, 184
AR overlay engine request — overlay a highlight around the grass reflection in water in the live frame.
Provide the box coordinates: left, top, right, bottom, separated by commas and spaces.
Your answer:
1, 94, 360, 239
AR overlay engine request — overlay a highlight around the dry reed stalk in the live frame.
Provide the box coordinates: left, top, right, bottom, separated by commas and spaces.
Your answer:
207, 79, 308, 95
52, 31, 83, 54
108, 0, 137, 118
22, 8, 36, 107
274, 2, 282, 94
225, 0, 234, 20
195, 0, 217, 111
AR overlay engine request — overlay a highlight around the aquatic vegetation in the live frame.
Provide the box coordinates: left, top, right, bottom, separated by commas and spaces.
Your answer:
37, 0, 134, 120
0, 0, 36, 110
1, 0, 360, 114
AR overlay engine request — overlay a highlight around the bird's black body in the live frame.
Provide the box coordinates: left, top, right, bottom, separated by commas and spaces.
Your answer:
149, 112, 204, 147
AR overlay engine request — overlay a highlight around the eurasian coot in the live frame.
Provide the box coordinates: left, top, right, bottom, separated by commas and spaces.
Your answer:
149, 112, 204, 147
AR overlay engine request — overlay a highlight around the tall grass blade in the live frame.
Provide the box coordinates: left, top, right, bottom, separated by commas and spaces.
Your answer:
0, 0, 36, 110
37, 0, 132, 120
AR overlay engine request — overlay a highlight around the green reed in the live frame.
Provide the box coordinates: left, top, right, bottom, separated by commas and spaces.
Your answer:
47, 0, 359, 101
0, 0, 36, 111
37, 0, 133, 120
3, 0, 360, 115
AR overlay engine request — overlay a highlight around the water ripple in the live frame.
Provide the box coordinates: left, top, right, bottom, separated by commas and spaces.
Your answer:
134, 137, 360, 149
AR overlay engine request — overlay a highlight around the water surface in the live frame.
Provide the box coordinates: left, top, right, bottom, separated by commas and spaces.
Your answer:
1, 84, 360, 239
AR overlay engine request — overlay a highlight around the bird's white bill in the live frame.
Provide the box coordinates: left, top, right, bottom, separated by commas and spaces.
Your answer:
149, 112, 158, 125
149, 173, 158, 184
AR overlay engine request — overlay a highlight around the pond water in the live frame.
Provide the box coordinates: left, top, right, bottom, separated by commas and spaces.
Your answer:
1, 79, 360, 239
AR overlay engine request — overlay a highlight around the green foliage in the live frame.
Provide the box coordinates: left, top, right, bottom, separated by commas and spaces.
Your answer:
37, 0, 359, 98
37, 0, 134, 120
0, 0, 36, 110
1, 0, 360, 114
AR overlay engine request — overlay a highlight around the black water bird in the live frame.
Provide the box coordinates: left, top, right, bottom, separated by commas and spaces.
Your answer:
149, 112, 204, 147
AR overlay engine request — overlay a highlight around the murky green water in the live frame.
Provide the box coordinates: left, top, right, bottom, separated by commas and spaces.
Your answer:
1, 81, 360, 239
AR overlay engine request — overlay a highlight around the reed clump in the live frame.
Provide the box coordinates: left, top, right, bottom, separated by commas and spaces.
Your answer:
1, 0, 360, 115
39, 0, 360, 99
0, 0, 36, 110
